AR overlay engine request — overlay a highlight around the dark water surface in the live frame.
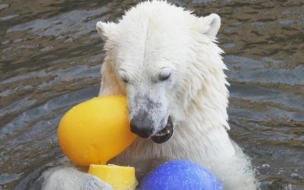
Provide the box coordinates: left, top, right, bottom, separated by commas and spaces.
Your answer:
0, 0, 303, 189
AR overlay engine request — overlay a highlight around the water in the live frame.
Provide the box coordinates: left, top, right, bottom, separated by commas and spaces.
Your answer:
0, 0, 303, 189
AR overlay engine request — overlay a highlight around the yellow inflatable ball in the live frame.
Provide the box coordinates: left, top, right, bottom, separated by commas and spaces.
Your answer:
57, 96, 136, 166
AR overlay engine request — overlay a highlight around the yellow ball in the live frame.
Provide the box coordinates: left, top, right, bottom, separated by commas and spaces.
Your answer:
57, 96, 136, 166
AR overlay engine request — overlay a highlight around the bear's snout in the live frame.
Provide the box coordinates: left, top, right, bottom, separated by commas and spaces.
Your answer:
130, 113, 154, 138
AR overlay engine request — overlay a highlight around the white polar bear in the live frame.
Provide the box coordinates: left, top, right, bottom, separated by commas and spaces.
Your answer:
42, 1, 257, 190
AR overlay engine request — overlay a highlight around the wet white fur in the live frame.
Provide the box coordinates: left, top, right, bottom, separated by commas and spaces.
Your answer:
43, 1, 256, 189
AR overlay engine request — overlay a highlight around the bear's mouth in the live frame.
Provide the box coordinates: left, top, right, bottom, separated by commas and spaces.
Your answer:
151, 117, 174, 144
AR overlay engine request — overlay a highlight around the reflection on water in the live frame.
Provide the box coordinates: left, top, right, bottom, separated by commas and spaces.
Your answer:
0, 0, 303, 189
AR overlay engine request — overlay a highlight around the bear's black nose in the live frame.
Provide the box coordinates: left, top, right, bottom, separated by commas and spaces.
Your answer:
130, 117, 153, 138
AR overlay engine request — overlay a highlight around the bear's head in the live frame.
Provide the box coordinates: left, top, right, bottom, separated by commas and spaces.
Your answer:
96, 1, 229, 144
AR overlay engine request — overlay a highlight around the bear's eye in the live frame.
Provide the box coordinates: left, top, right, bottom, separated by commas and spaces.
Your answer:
120, 75, 129, 83
158, 71, 171, 81
118, 70, 129, 83
122, 77, 129, 83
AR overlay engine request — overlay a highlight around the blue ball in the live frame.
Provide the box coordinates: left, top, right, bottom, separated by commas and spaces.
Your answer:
139, 160, 222, 190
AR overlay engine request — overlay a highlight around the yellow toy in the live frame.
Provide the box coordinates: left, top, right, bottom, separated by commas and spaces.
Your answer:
57, 96, 137, 190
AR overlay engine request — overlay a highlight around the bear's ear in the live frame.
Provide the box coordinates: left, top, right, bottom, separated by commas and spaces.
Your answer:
96, 21, 117, 41
198, 13, 221, 39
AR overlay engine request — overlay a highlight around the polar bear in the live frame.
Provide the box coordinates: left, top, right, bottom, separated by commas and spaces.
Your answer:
42, 1, 257, 190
